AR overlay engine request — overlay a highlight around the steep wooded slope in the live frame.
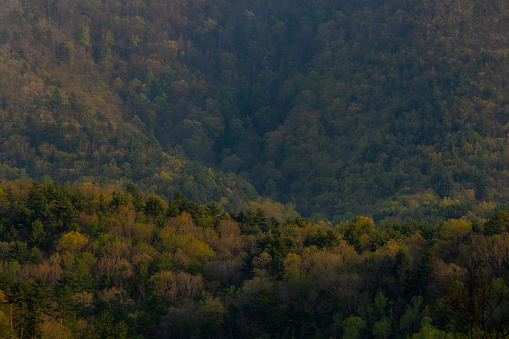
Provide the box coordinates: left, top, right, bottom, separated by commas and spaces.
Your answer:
1, 0, 508, 221
256, 0, 509, 221
0, 0, 265, 212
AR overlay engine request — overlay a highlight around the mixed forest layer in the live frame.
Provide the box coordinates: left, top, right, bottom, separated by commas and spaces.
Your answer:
0, 0, 508, 221
2, 0, 509, 338
0, 179, 507, 338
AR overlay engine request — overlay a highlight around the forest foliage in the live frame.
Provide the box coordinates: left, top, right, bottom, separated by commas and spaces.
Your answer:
0, 179, 507, 338
0, 0, 507, 221
0, 1, 509, 336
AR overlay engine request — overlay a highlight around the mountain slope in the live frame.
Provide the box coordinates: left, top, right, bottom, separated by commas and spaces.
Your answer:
1, 0, 509, 221
0, 2, 262, 212
254, 0, 509, 220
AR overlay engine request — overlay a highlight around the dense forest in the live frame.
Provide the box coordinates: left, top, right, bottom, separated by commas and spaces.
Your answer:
0, 179, 506, 338
1, 0, 509, 337
0, 0, 507, 221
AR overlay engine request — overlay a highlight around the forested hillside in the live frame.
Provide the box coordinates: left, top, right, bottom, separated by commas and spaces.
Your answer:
0, 179, 506, 338
3, 0, 509, 338
1, 0, 509, 217
0, 0, 272, 214
2, 0, 509, 337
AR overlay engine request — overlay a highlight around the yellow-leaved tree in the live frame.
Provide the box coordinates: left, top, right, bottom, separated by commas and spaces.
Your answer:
57, 231, 89, 253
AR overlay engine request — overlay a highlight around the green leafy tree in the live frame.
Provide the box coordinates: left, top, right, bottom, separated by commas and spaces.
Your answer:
93, 310, 128, 339
78, 26, 92, 47
55, 285, 78, 330
411, 246, 436, 297
399, 296, 426, 336
30, 220, 47, 249
369, 291, 391, 339
256, 234, 296, 276
6, 241, 31, 264
254, 208, 268, 232
0, 309, 9, 339
140, 294, 167, 336
483, 210, 509, 236
101, 31, 114, 60
145, 195, 165, 218
135, 261, 150, 299
195, 296, 227, 338
8, 278, 51, 338
411, 317, 453, 339
286, 301, 318, 338
245, 285, 285, 336
304, 229, 340, 250
342, 316, 367, 339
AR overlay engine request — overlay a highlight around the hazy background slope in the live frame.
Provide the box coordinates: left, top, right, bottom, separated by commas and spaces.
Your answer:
0, 0, 508, 221
0, 0, 266, 213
